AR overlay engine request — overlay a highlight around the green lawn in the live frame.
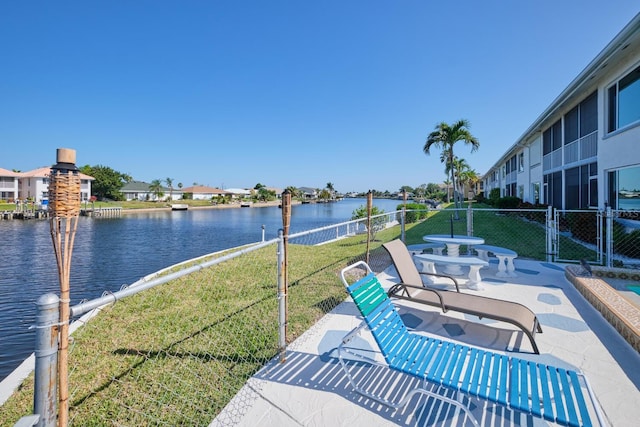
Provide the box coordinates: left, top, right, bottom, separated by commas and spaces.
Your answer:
0, 209, 597, 425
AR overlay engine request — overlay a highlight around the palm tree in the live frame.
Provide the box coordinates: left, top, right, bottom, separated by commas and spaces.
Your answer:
460, 168, 480, 199
424, 119, 479, 216
166, 177, 173, 201
450, 157, 470, 204
443, 179, 452, 203
149, 179, 164, 201
326, 182, 335, 200
284, 186, 299, 198
319, 189, 331, 201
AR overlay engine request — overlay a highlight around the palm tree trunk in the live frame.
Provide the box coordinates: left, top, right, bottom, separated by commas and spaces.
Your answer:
449, 153, 460, 219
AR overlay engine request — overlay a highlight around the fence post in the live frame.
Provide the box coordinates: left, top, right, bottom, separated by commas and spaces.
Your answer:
366, 191, 372, 265
278, 189, 291, 363
466, 203, 473, 237
546, 206, 554, 262
277, 230, 287, 363
401, 190, 407, 242
606, 206, 613, 268
34, 293, 59, 427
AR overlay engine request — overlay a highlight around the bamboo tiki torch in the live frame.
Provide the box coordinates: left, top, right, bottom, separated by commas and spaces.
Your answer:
48, 148, 81, 427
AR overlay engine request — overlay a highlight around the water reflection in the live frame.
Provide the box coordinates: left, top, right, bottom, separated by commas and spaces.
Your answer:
0, 198, 402, 380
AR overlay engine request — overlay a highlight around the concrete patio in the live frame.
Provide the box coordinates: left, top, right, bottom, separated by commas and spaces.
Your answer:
212, 259, 640, 426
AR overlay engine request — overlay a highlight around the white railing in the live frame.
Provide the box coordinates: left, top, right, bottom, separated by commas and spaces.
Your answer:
563, 131, 598, 167
564, 140, 579, 164
542, 148, 563, 171
580, 131, 598, 159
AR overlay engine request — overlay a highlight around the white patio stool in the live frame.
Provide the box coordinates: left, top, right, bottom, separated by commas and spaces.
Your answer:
414, 253, 489, 290
406, 243, 445, 256
472, 244, 518, 277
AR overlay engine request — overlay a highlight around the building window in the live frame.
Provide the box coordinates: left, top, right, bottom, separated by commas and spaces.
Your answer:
565, 167, 580, 209
608, 166, 640, 210
532, 182, 540, 204
518, 153, 524, 172
608, 64, 640, 133
544, 171, 563, 208
580, 91, 598, 136
543, 119, 562, 155
564, 162, 597, 209
565, 105, 579, 144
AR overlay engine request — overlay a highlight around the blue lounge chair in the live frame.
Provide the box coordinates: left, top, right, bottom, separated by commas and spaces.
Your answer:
338, 261, 606, 427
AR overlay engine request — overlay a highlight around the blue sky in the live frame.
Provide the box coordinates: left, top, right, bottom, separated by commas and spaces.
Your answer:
1, 1, 638, 194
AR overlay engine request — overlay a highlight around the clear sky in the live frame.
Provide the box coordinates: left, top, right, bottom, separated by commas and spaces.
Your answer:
1, 1, 639, 194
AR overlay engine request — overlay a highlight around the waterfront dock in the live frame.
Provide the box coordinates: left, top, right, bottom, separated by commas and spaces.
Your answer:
0, 210, 48, 220
80, 207, 122, 218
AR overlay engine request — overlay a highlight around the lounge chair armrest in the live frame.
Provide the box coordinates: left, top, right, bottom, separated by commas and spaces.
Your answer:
342, 322, 367, 345
388, 282, 447, 312
418, 271, 460, 292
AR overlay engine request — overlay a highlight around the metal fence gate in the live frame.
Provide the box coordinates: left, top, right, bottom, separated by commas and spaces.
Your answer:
553, 207, 640, 268
553, 209, 604, 265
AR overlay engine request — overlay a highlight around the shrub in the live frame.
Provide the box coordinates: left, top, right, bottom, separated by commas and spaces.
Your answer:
488, 188, 500, 206
495, 196, 521, 209
398, 203, 428, 223
351, 205, 386, 240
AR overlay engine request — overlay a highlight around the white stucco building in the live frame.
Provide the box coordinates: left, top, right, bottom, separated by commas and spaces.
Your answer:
0, 166, 94, 205
0, 168, 20, 202
484, 12, 640, 211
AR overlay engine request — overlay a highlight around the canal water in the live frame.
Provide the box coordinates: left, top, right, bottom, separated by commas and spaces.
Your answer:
0, 198, 402, 381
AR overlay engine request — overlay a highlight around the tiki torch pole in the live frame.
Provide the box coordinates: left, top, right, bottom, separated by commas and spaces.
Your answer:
48, 148, 81, 427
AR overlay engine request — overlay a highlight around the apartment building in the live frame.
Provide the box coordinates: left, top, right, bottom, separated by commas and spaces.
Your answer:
0, 166, 93, 204
484, 12, 640, 211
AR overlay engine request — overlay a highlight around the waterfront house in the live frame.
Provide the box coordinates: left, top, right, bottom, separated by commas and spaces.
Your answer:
0, 168, 20, 202
223, 188, 252, 201
17, 167, 94, 205
483, 12, 640, 211
298, 187, 318, 200
265, 187, 283, 198
180, 185, 231, 201
120, 181, 181, 201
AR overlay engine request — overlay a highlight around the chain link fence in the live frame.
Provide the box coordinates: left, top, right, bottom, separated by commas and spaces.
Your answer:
610, 209, 640, 268
0, 210, 401, 427
2, 204, 639, 426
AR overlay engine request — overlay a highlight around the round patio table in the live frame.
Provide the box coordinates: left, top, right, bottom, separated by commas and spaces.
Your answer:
422, 234, 485, 275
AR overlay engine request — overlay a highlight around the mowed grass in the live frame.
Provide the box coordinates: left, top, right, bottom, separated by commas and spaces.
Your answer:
0, 208, 595, 425
0, 226, 401, 426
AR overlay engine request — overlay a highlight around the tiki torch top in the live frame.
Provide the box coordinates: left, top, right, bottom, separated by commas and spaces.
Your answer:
49, 148, 81, 217
52, 148, 78, 173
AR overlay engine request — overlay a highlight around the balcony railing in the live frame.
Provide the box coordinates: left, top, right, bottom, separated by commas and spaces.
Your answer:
544, 130, 598, 172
